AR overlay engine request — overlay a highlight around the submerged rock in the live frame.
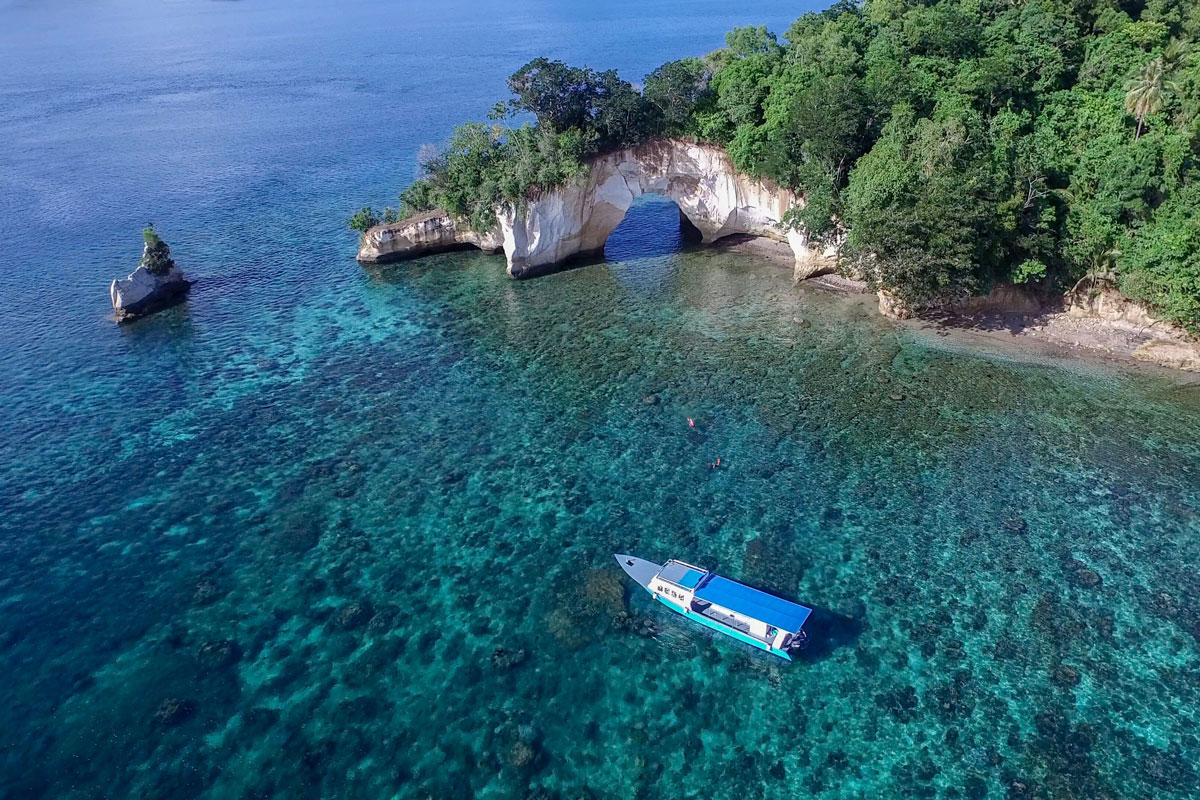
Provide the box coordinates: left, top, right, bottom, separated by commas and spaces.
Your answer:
1133, 339, 1200, 372
197, 639, 242, 672
491, 646, 528, 670
506, 741, 537, 769
1006, 779, 1033, 799
192, 576, 222, 605
110, 227, 190, 322
874, 685, 919, 723
337, 602, 374, 630
581, 569, 626, 617
154, 697, 196, 726
1001, 517, 1028, 536
366, 606, 398, 633
271, 508, 323, 553
1065, 559, 1103, 589
1149, 591, 1181, 618
1052, 664, 1081, 688
631, 616, 658, 638
545, 608, 586, 649
1141, 744, 1196, 790
928, 670, 976, 720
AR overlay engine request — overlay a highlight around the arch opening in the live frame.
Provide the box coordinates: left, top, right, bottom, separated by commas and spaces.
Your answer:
602, 194, 702, 263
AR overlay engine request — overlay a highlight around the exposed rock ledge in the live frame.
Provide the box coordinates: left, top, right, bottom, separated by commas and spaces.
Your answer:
357, 139, 838, 280
882, 282, 1200, 372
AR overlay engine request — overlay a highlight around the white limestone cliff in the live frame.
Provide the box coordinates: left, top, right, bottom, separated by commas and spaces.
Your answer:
357, 139, 839, 280
357, 209, 504, 264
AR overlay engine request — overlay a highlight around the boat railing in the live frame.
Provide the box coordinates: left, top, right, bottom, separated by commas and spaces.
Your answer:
694, 603, 772, 644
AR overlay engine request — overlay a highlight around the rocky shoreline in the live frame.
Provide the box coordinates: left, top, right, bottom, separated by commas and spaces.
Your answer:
716, 236, 1200, 374
903, 285, 1200, 374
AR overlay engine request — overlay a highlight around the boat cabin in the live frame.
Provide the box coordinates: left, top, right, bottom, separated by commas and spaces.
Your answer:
649, 559, 812, 652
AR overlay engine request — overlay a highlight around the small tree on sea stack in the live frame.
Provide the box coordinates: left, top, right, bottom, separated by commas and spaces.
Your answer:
141, 224, 176, 277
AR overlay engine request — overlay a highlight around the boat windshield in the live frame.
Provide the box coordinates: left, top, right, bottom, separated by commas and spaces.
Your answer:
658, 561, 707, 589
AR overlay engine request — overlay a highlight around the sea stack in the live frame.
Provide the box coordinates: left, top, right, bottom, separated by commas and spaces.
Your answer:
109, 227, 191, 322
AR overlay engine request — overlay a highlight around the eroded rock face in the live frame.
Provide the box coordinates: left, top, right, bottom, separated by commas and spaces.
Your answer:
357, 209, 504, 264
109, 241, 191, 322
1133, 339, 1200, 371
876, 290, 912, 320
1065, 284, 1162, 331
877, 284, 1045, 321
357, 139, 840, 279
1067, 284, 1200, 371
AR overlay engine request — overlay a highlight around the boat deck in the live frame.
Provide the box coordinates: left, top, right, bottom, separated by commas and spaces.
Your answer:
696, 604, 771, 644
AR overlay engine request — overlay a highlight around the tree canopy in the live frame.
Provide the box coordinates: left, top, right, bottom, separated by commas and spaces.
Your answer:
361, 0, 1200, 329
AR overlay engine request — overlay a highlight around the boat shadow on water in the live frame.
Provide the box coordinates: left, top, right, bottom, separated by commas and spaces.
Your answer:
790, 604, 866, 662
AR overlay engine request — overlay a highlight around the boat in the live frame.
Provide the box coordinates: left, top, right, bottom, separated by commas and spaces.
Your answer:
614, 553, 812, 660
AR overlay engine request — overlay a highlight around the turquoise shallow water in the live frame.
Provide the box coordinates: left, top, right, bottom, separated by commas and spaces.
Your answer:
3, 1, 1200, 798
6, 222, 1200, 798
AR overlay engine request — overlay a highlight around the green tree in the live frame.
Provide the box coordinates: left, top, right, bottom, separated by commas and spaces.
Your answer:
501, 58, 652, 150
1119, 186, 1200, 329
844, 102, 1006, 304
1125, 57, 1172, 138
724, 26, 782, 59
591, 69, 655, 149
347, 208, 379, 233
504, 59, 601, 132
140, 225, 176, 276
643, 58, 712, 136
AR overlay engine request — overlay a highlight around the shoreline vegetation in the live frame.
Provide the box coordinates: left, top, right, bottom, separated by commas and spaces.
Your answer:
352, 0, 1199, 333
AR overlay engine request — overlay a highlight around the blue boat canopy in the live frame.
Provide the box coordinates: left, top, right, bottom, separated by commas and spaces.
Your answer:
694, 576, 813, 632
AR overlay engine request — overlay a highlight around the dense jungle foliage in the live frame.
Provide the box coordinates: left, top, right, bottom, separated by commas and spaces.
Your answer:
353, 0, 1200, 327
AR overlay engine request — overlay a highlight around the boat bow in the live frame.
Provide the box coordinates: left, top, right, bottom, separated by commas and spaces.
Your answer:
614, 553, 661, 590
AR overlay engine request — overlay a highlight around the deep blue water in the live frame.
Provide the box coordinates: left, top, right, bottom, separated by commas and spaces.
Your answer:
3, 1, 1200, 798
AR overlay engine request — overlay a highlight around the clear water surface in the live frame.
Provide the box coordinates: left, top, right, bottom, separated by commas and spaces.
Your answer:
2, 1, 1200, 798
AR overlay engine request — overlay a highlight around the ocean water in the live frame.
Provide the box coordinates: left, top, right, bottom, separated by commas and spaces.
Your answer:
3, 1, 1200, 798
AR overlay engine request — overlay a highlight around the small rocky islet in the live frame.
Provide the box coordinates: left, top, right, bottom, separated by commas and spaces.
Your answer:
109, 226, 190, 322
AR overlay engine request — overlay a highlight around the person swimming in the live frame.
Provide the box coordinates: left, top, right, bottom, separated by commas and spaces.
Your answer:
709, 457, 722, 469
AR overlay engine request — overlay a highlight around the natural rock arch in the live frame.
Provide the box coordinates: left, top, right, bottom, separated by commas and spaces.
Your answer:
357, 139, 839, 280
